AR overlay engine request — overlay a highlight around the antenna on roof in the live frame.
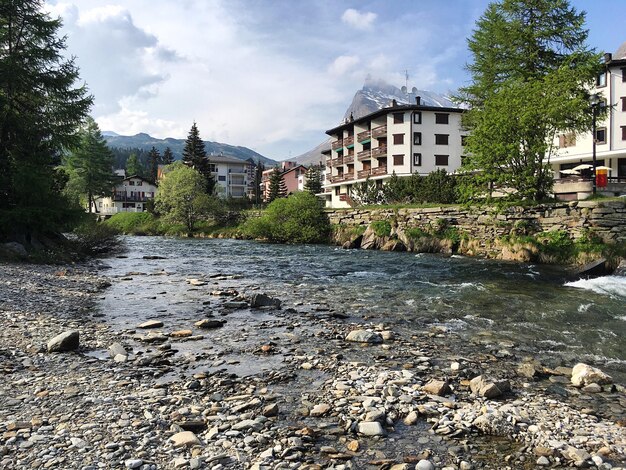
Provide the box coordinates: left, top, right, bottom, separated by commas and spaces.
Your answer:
405, 69, 409, 90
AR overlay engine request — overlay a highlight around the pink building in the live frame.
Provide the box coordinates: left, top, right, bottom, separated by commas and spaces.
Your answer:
261, 161, 308, 201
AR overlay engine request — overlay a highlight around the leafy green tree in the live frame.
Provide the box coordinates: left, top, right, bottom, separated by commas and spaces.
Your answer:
125, 153, 143, 177
457, 0, 602, 201
351, 176, 385, 205
63, 118, 117, 213
267, 167, 286, 202
303, 165, 323, 195
0, 0, 92, 238
147, 146, 160, 183
155, 162, 217, 232
182, 122, 215, 194
242, 191, 330, 243
161, 147, 175, 165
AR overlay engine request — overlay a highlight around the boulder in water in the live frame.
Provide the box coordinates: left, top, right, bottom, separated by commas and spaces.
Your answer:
571, 363, 612, 387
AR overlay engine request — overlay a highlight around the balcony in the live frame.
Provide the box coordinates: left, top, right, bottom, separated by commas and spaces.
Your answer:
339, 194, 348, 202
371, 166, 388, 176
344, 136, 354, 148
372, 125, 387, 138
331, 157, 343, 167
343, 154, 354, 164
329, 173, 355, 184
357, 169, 371, 179
357, 130, 371, 142
228, 168, 246, 175
331, 139, 343, 150
113, 192, 151, 202
371, 146, 387, 158
357, 149, 371, 161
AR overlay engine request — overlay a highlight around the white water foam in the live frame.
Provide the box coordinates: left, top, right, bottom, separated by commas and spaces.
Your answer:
564, 276, 626, 299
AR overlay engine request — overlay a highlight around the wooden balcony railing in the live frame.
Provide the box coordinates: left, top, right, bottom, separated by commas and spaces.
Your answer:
371, 166, 388, 176
344, 136, 354, 147
331, 158, 342, 167
343, 172, 354, 181
331, 139, 343, 150
357, 149, 371, 161
357, 130, 371, 142
357, 169, 371, 179
343, 154, 354, 164
329, 173, 355, 184
371, 146, 387, 158
372, 125, 387, 138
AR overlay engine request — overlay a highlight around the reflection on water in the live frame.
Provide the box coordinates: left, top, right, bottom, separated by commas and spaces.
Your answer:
98, 236, 626, 379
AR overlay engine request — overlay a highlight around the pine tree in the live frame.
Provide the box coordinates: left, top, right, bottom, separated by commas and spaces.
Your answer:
457, 0, 602, 201
182, 122, 214, 194
303, 165, 323, 195
161, 147, 175, 165
253, 160, 265, 204
267, 167, 286, 202
63, 118, 116, 212
147, 146, 160, 184
0, 0, 92, 237
125, 153, 143, 177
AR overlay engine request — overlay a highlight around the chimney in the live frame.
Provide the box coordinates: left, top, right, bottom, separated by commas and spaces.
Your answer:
392, 99, 397, 107
416, 96, 421, 105
604, 52, 612, 63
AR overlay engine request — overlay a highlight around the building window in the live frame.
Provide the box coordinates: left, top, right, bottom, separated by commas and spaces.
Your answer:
393, 133, 404, 145
413, 111, 422, 124
136, 181, 142, 186
622, 67, 626, 82
435, 113, 449, 124
128, 180, 135, 186
334, 187, 340, 196
413, 153, 422, 166
622, 126, 626, 141
622, 97, 626, 112
595, 127, 607, 144
461, 135, 468, 146
413, 132, 422, 145
393, 112, 404, 124
393, 154, 404, 166
435, 134, 449, 145
435, 155, 449, 166
208, 164, 217, 172
596, 72, 607, 87
559, 133, 576, 148
218, 175, 226, 181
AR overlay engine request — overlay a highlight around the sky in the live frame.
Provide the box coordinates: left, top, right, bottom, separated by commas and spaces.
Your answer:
45, 0, 626, 160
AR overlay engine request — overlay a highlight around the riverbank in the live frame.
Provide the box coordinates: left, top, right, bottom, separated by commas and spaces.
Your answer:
1, 256, 625, 469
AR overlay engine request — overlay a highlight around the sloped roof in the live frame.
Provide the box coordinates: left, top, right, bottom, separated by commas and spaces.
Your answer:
615, 41, 626, 60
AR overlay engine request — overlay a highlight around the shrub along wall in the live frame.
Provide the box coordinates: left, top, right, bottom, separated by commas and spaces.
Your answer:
327, 200, 626, 262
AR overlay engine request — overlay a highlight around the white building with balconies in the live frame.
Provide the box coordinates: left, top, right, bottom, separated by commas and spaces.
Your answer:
322, 97, 467, 208
93, 175, 157, 215
207, 154, 250, 198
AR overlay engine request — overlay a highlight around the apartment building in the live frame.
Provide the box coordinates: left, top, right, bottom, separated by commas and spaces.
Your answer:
322, 98, 467, 208
92, 175, 157, 215
552, 42, 626, 199
207, 154, 249, 198
260, 161, 308, 201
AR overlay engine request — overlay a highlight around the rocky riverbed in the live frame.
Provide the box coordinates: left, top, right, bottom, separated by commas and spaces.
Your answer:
1, 260, 625, 470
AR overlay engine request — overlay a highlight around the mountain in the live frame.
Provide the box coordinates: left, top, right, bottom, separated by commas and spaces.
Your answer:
103, 132, 277, 166
293, 78, 456, 166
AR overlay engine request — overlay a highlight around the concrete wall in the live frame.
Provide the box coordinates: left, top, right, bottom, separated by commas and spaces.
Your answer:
327, 200, 626, 245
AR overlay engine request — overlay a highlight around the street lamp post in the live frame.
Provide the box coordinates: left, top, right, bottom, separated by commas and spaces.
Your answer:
589, 93, 601, 195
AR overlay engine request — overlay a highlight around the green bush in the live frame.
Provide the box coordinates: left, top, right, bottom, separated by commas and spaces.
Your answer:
72, 220, 121, 255
370, 220, 392, 237
241, 191, 330, 243
104, 212, 159, 235
405, 227, 429, 239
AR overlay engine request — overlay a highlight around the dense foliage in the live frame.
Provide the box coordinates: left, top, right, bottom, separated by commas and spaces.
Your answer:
63, 118, 117, 212
0, 0, 92, 239
182, 122, 215, 194
242, 191, 330, 243
146, 146, 160, 183
304, 165, 323, 195
457, 0, 602, 201
267, 167, 286, 202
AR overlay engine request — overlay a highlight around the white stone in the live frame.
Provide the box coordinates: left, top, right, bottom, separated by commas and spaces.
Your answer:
357, 421, 385, 436
125, 459, 143, 469
571, 363, 612, 387
416, 460, 435, 470
536, 456, 550, 466
345, 330, 383, 343
170, 431, 200, 447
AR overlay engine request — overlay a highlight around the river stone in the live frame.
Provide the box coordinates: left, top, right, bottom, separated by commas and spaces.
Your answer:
1, 242, 28, 257
170, 329, 193, 338
310, 403, 331, 417
422, 379, 451, 396
125, 459, 143, 469
403, 410, 419, 425
137, 320, 163, 329
187, 278, 207, 286
108, 342, 127, 358
469, 375, 510, 398
416, 460, 435, 470
357, 421, 385, 436
381, 240, 406, 252
47, 331, 79, 352
561, 446, 591, 466
345, 330, 383, 344
571, 363, 612, 387
170, 431, 201, 447
262, 403, 278, 417
536, 456, 550, 467
249, 293, 281, 309
195, 319, 225, 329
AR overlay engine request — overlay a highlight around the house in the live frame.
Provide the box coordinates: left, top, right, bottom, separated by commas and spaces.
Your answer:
551, 41, 626, 200
260, 161, 308, 201
207, 154, 249, 198
92, 175, 157, 215
321, 97, 467, 208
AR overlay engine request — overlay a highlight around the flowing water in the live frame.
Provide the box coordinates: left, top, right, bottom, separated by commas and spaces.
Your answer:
98, 236, 626, 381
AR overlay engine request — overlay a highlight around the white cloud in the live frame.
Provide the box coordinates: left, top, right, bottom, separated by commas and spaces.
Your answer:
328, 55, 361, 76
341, 8, 377, 30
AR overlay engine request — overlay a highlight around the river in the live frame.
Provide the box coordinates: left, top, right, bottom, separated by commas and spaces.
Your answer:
97, 236, 626, 382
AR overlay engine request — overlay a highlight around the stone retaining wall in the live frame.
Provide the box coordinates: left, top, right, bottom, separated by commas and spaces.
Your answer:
327, 200, 626, 244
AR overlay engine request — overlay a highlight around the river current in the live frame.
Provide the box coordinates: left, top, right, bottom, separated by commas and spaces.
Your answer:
99, 236, 626, 381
